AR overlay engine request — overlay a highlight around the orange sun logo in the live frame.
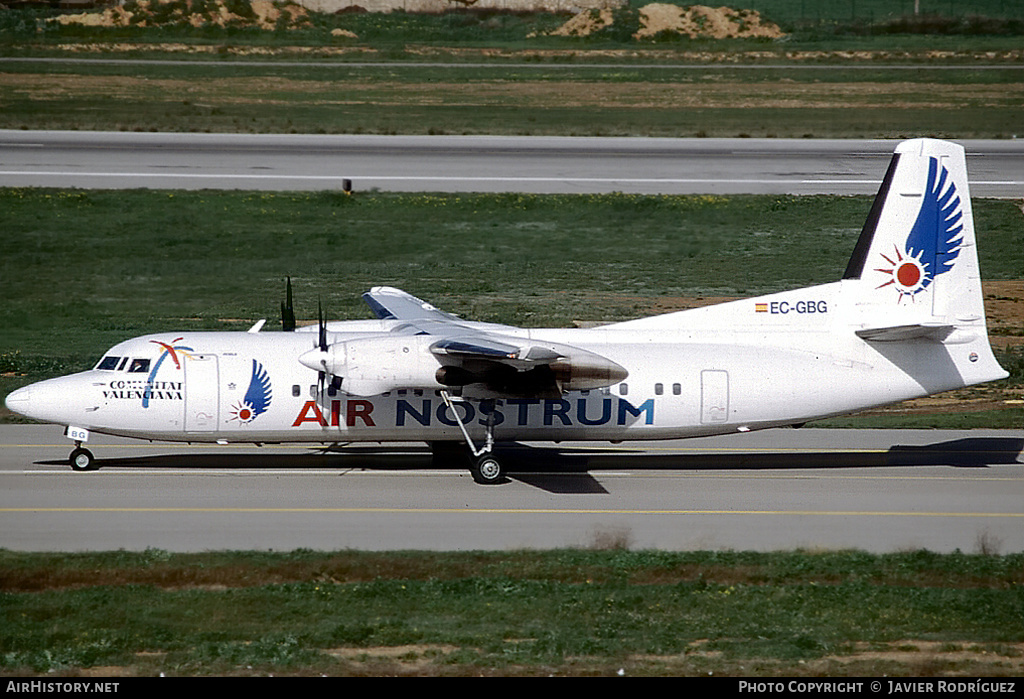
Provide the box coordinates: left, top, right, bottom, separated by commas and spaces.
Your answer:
875, 245, 930, 303
229, 401, 258, 423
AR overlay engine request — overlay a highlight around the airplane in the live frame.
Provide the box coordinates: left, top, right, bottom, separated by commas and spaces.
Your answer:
4, 138, 1009, 484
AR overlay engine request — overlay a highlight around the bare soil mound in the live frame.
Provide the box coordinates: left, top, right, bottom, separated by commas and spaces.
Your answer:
547, 7, 614, 36
548, 4, 786, 40
638, 4, 784, 39
51, 0, 311, 30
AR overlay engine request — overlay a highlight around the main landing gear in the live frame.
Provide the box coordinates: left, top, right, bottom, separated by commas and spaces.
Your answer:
439, 391, 506, 485
471, 453, 504, 485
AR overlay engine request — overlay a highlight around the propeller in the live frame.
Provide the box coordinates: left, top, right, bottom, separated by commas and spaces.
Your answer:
281, 276, 296, 332
318, 297, 327, 353
317, 298, 328, 399
293, 294, 340, 401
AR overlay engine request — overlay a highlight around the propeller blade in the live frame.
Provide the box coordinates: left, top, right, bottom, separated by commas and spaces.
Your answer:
281, 276, 296, 332
318, 298, 327, 352
317, 298, 328, 399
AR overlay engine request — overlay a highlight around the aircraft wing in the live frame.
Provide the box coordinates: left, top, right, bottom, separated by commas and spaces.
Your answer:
300, 287, 627, 397
362, 286, 464, 323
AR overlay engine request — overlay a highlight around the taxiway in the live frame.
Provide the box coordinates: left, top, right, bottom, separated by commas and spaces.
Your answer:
2, 424, 1020, 553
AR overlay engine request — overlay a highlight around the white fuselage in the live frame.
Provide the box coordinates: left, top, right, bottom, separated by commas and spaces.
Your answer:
9, 281, 1002, 447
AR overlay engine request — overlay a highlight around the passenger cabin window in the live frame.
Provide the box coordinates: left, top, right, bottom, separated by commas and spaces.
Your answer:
128, 359, 150, 373
96, 356, 121, 371
655, 383, 664, 395
619, 383, 628, 396
672, 383, 681, 395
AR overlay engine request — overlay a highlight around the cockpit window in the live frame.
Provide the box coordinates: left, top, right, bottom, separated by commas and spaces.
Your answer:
128, 358, 151, 373
96, 356, 122, 371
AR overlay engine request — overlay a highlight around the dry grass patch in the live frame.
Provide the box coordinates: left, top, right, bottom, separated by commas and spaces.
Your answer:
5, 71, 1019, 112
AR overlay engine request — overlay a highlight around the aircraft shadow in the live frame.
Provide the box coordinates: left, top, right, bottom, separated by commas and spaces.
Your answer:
36, 436, 1023, 495
497, 437, 1024, 491
515, 437, 1024, 471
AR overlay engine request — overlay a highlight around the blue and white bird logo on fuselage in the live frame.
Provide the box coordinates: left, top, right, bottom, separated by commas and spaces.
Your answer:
875, 156, 963, 303
229, 360, 272, 424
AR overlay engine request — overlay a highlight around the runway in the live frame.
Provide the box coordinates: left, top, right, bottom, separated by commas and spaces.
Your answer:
2, 131, 1022, 196
1, 424, 1021, 553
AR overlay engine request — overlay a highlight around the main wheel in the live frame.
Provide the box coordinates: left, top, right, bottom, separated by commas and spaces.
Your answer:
69, 447, 96, 472
471, 454, 505, 485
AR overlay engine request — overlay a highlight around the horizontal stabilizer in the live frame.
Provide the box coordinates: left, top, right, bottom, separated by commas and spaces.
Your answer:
855, 324, 954, 342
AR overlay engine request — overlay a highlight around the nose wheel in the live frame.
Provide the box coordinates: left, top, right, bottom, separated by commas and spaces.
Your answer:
69, 446, 96, 472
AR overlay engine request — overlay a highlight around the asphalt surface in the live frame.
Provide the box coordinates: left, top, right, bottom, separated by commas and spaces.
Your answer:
2, 424, 1021, 553
2, 131, 1022, 196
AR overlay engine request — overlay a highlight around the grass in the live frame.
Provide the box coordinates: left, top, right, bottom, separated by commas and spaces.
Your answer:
2, 189, 1020, 349
0, 190, 866, 354
2, 548, 1023, 675
1, 59, 1021, 138
733, 0, 1024, 24
815, 406, 1024, 429
2, 1, 1022, 139
3, 1, 1023, 54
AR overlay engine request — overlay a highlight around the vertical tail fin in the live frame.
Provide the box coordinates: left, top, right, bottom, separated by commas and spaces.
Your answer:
841, 138, 1006, 383
843, 138, 980, 322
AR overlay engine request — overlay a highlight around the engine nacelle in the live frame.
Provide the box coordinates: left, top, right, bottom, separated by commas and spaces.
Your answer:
547, 353, 629, 391
435, 365, 476, 387
299, 334, 445, 396
299, 334, 628, 397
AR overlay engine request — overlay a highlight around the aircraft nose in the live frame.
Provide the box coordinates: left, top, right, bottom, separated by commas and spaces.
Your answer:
4, 385, 32, 415
4, 379, 84, 423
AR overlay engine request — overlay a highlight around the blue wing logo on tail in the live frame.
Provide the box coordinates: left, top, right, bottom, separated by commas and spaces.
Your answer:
874, 157, 963, 302
229, 360, 272, 424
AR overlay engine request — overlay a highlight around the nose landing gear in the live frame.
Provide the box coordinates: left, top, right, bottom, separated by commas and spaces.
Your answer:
69, 445, 96, 472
